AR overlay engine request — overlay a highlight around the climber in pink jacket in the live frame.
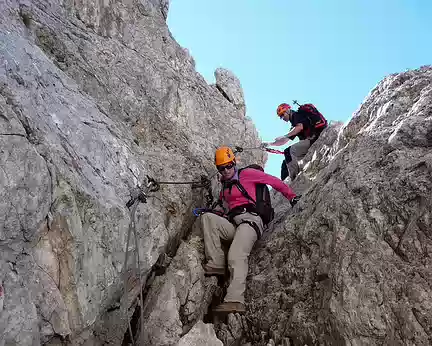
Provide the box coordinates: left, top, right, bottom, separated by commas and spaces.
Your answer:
199, 146, 300, 314
218, 164, 297, 210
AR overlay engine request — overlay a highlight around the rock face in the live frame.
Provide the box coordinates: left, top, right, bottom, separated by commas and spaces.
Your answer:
244, 66, 432, 345
139, 237, 218, 346
0, 1, 263, 345
177, 320, 223, 346
1, 0, 431, 345
133, 66, 432, 346
214, 68, 246, 112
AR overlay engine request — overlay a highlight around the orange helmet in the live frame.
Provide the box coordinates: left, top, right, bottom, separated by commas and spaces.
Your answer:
276, 103, 291, 117
215, 146, 235, 166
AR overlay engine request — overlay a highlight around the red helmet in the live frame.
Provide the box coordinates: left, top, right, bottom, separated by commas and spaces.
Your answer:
276, 103, 291, 117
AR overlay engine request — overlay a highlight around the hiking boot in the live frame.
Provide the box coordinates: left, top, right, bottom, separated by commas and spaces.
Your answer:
213, 301, 246, 314
290, 195, 301, 207
203, 264, 225, 276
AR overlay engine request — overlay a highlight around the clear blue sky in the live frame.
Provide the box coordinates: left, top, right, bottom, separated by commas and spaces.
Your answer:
167, 0, 432, 178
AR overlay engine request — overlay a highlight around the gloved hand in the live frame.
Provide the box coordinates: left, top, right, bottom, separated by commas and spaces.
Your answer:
260, 142, 270, 149
193, 208, 210, 216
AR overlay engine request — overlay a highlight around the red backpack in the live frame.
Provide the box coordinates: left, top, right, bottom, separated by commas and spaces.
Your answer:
298, 104, 327, 131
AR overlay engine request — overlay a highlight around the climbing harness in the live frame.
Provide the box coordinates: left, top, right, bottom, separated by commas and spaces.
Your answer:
192, 207, 225, 217
237, 220, 262, 240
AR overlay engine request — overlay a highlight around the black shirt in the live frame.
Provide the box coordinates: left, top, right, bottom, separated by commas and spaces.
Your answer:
289, 110, 312, 140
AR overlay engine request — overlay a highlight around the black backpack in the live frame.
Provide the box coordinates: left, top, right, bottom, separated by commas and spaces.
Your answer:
298, 104, 327, 132
234, 164, 275, 225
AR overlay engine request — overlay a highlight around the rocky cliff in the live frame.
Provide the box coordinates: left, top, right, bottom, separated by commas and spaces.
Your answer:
131, 66, 432, 346
0, 1, 263, 345
1, 1, 431, 346
241, 67, 432, 345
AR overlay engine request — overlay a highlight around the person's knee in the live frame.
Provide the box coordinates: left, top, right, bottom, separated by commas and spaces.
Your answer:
200, 211, 220, 223
228, 246, 247, 266
200, 212, 219, 233
228, 229, 257, 262
289, 143, 300, 157
291, 141, 310, 157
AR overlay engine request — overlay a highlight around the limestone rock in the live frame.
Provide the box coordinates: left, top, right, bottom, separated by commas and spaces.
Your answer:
2, 0, 431, 345
159, 0, 170, 20
177, 320, 223, 346
215, 68, 246, 112
0, 0, 262, 344
269, 121, 345, 222
139, 239, 218, 345
244, 66, 432, 345
216, 314, 248, 346
0, 283, 4, 313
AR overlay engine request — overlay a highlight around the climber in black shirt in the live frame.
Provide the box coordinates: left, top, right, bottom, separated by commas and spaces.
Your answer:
263, 103, 328, 181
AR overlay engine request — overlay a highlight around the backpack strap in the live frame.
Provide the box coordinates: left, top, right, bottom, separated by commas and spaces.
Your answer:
234, 181, 256, 205
235, 168, 257, 205
220, 167, 259, 206
220, 169, 258, 224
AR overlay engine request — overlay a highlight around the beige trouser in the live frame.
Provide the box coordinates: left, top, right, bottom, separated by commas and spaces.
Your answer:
286, 139, 311, 180
201, 211, 263, 304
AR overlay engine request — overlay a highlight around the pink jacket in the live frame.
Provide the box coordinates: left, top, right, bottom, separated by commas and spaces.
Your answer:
220, 168, 296, 210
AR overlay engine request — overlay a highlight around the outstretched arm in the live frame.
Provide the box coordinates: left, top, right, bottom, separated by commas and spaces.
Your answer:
268, 124, 304, 146
246, 169, 296, 200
